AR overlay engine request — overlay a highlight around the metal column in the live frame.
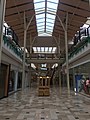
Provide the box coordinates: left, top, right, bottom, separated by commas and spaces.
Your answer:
57, 13, 70, 95
29, 34, 32, 59
58, 34, 61, 56
0, 0, 6, 64
22, 12, 27, 90
58, 35, 61, 93
22, 29, 27, 90
65, 13, 70, 95
29, 34, 32, 88
22, 13, 34, 90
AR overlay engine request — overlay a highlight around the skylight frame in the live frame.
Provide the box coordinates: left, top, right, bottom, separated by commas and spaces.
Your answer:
34, 0, 58, 36
33, 47, 57, 53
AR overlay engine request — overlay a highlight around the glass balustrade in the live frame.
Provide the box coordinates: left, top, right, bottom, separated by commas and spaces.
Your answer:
68, 37, 90, 59
3, 35, 23, 60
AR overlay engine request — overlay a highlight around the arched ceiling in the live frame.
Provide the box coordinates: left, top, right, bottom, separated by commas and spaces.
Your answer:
5, 0, 90, 51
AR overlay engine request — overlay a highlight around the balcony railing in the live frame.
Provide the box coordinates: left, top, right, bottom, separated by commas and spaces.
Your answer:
3, 35, 23, 59
68, 37, 90, 59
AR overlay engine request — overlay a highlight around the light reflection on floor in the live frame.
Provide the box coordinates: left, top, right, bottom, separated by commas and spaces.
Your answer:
0, 87, 90, 120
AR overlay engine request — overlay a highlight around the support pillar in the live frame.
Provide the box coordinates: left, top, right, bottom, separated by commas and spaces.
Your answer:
57, 13, 70, 95
29, 34, 32, 87
22, 13, 34, 91
0, 0, 6, 64
22, 29, 27, 90
65, 13, 70, 95
58, 34, 61, 58
58, 35, 61, 93
14, 71, 18, 92
29, 34, 32, 57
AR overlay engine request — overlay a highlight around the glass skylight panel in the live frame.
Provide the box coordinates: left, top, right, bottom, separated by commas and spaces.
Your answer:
34, 1, 45, 10
47, 7, 57, 12
46, 29, 52, 33
37, 21, 44, 26
41, 47, 44, 52
36, 13, 45, 19
46, 23, 53, 28
48, 0, 58, 3
34, 0, 58, 36
46, 31, 52, 35
46, 13, 56, 33
37, 47, 40, 52
33, 47, 57, 53
33, 47, 37, 53
47, 1, 58, 10
38, 32, 52, 36
37, 28, 44, 32
46, 26, 53, 30
46, 17, 55, 22
48, 47, 52, 53
52, 47, 56, 53
35, 8, 45, 14
45, 47, 48, 53
47, 13, 55, 20
34, 0, 45, 3
37, 24, 44, 29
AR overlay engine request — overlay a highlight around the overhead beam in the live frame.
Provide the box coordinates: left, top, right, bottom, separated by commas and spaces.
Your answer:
44, 0, 47, 32
26, 58, 64, 64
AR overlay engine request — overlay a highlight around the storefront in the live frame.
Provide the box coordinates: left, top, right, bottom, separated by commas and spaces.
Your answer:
70, 62, 90, 94
0, 63, 9, 98
8, 70, 15, 92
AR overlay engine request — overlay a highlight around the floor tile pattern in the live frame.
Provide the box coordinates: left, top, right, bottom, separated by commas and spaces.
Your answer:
0, 87, 90, 120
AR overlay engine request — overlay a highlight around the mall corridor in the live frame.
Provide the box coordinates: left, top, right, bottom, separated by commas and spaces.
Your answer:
0, 87, 90, 120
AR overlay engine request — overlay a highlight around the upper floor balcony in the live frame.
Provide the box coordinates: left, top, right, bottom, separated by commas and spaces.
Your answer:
2, 35, 23, 62
68, 37, 90, 63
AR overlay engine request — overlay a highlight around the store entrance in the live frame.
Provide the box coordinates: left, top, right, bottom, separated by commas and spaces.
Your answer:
0, 63, 9, 98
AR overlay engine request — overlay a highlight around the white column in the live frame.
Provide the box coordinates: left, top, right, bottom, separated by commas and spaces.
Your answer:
58, 35, 61, 93
22, 12, 27, 90
65, 13, 70, 95
58, 34, 61, 58
30, 34, 32, 58
0, 0, 6, 64
22, 13, 34, 91
57, 13, 70, 95
14, 71, 18, 92
22, 29, 27, 90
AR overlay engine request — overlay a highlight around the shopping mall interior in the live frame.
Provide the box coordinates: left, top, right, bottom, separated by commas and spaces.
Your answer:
0, 0, 90, 120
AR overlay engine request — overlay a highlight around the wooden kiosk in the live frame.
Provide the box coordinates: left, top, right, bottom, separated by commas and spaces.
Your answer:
38, 76, 50, 96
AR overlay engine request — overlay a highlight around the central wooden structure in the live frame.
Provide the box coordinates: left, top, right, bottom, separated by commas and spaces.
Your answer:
38, 76, 50, 96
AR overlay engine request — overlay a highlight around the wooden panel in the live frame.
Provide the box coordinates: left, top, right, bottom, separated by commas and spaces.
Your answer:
6, 3, 34, 16
60, 0, 89, 11
6, 0, 33, 8
58, 2, 90, 17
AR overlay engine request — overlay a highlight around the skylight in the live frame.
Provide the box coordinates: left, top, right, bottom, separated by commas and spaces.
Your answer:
34, 0, 59, 36
33, 47, 56, 53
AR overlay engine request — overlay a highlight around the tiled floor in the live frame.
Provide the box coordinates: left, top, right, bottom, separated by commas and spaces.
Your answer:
0, 87, 90, 120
